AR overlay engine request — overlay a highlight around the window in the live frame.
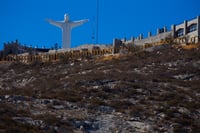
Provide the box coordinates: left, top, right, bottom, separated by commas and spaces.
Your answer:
177, 28, 184, 37
159, 28, 164, 33
188, 24, 197, 33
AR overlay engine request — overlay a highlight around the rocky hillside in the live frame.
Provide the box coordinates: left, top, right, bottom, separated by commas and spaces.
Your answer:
0, 44, 200, 133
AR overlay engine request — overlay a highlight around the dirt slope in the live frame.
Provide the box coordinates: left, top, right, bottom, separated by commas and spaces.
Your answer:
0, 44, 200, 133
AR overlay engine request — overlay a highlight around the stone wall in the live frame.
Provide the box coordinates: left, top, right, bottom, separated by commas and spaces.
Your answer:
131, 31, 172, 46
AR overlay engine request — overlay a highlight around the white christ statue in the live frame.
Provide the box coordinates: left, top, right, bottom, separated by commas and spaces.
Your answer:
47, 14, 88, 49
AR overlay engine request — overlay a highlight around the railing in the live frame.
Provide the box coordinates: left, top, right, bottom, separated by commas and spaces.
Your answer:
2, 37, 198, 64
174, 36, 199, 44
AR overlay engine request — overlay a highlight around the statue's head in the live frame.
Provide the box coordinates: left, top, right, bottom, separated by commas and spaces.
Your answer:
64, 14, 70, 22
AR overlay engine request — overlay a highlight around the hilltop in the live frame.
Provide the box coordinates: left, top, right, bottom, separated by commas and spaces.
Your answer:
0, 44, 200, 133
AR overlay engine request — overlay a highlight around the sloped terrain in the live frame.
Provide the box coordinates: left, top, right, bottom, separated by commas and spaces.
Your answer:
0, 44, 200, 133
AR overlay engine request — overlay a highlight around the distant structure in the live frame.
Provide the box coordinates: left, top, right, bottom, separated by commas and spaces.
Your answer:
114, 16, 200, 47
47, 14, 89, 49
0, 40, 50, 59
3, 40, 25, 56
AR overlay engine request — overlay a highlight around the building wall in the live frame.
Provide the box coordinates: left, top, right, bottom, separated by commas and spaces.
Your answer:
198, 16, 200, 42
114, 16, 200, 47
174, 16, 199, 43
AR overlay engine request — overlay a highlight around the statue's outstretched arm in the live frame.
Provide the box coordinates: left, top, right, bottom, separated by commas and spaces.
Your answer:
71, 19, 89, 28
46, 19, 63, 28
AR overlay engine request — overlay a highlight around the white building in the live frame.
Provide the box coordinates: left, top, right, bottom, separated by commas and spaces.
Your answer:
172, 16, 200, 44
114, 16, 200, 47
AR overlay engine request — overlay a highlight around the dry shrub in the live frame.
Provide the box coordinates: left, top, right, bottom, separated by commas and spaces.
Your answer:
109, 100, 133, 113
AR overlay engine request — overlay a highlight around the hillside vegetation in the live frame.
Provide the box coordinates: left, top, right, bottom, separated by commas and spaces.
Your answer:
0, 44, 200, 133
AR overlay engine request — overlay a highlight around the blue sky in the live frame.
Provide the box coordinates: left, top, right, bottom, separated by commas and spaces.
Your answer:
0, 0, 200, 50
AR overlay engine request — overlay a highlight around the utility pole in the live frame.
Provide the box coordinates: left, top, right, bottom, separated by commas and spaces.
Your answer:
96, 0, 99, 44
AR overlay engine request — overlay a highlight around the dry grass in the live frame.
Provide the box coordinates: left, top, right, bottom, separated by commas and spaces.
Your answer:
181, 44, 200, 50
95, 54, 123, 62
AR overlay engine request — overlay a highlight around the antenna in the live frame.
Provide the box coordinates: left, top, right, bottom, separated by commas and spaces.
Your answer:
96, 0, 99, 44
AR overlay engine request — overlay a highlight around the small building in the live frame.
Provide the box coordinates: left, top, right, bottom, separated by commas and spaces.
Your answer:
3, 40, 25, 56
1, 40, 50, 58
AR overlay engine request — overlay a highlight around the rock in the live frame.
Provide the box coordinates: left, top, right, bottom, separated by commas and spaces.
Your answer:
127, 121, 148, 133
5, 95, 10, 99
12, 95, 28, 102
53, 105, 65, 110
0, 96, 5, 101
160, 113, 165, 118
173, 74, 195, 80
42, 99, 51, 104
98, 106, 115, 113
13, 117, 44, 127
129, 117, 141, 121
178, 107, 190, 114
72, 119, 99, 131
